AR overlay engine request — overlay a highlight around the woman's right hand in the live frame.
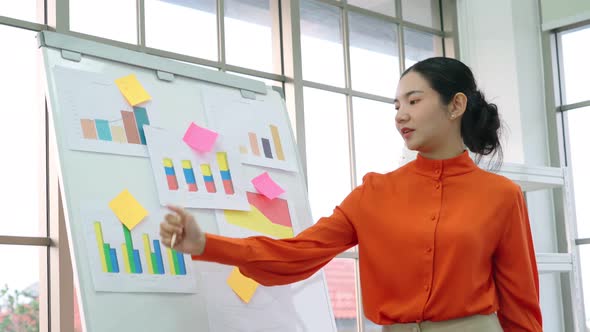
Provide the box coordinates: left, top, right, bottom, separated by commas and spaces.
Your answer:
160, 205, 206, 255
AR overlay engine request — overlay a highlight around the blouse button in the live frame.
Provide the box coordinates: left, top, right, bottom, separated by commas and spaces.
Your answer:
435, 183, 440, 189
426, 248, 432, 253
434, 169, 440, 175
430, 215, 436, 221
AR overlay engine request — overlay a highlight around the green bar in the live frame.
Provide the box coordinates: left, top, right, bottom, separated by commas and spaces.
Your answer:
172, 249, 180, 275
151, 253, 159, 274
103, 244, 113, 272
123, 225, 136, 273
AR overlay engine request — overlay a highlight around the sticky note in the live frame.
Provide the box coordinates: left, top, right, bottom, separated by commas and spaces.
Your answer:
227, 267, 258, 303
115, 74, 152, 106
252, 172, 285, 200
183, 122, 218, 152
108, 189, 149, 230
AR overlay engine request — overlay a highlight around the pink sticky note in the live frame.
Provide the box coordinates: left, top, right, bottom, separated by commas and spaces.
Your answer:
183, 122, 218, 152
252, 172, 285, 200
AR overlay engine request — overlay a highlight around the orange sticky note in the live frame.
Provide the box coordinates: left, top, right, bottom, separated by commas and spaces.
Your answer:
227, 267, 258, 303
115, 74, 151, 106
108, 189, 149, 230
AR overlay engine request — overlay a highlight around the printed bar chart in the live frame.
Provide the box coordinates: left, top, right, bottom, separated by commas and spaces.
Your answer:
163, 158, 179, 190
240, 125, 286, 161
216, 152, 235, 195
201, 164, 217, 193
182, 160, 198, 192
79, 107, 151, 145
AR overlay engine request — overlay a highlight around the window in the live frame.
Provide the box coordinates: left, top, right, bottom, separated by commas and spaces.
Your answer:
0, 19, 46, 332
3, 0, 455, 330
556, 25, 590, 329
145, 0, 218, 60
298, 1, 451, 329
70, 0, 137, 44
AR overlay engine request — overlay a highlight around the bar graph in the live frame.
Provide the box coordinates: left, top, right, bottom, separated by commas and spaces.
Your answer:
240, 124, 286, 161
83, 206, 196, 293
91, 221, 187, 276
145, 126, 250, 211
80, 107, 150, 145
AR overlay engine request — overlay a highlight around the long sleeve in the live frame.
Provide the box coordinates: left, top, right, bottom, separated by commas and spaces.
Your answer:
493, 189, 543, 331
192, 184, 363, 286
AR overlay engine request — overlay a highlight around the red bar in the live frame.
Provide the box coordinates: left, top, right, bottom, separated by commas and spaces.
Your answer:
204, 181, 216, 193
222, 180, 234, 195
166, 175, 179, 190
188, 183, 198, 192
121, 110, 141, 144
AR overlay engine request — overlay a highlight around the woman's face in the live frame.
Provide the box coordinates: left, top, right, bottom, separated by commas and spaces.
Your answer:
394, 71, 457, 154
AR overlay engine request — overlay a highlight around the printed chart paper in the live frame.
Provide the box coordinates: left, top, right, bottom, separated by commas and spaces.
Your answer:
52, 66, 154, 157
203, 87, 298, 172
144, 126, 249, 211
80, 204, 197, 293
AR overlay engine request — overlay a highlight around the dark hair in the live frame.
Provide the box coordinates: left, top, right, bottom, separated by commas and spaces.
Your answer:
402, 57, 503, 166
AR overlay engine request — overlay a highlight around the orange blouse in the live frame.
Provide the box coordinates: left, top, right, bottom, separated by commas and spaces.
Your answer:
192, 151, 543, 331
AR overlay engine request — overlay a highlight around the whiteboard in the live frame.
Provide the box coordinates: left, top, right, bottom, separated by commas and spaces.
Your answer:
39, 31, 336, 332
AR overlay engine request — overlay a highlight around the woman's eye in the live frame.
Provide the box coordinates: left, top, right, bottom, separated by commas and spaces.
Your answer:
409, 99, 419, 105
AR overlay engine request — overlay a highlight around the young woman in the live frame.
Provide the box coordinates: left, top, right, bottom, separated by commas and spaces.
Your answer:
160, 57, 542, 331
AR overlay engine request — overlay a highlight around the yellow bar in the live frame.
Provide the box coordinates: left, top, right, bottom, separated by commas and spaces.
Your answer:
93, 222, 108, 273
200, 164, 212, 176
216, 152, 229, 171
111, 125, 127, 143
121, 244, 131, 274
181, 160, 193, 169
163, 158, 174, 168
270, 125, 285, 161
142, 234, 154, 274
166, 248, 176, 276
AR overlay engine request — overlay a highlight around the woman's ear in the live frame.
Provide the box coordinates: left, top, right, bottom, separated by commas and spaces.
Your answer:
450, 92, 467, 119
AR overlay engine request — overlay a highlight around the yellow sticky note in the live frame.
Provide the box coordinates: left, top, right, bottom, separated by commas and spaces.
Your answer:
227, 267, 258, 303
115, 74, 151, 106
108, 189, 149, 230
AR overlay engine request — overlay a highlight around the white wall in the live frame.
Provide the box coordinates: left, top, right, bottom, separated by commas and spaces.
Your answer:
457, 1, 564, 330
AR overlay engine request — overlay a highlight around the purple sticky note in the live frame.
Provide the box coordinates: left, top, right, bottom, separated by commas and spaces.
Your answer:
252, 172, 285, 200
183, 122, 218, 152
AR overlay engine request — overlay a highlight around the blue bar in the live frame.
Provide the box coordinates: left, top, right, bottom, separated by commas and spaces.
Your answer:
183, 168, 196, 184
176, 251, 186, 275
109, 248, 120, 273
95, 120, 112, 141
153, 240, 165, 275
261, 138, 273, 158
204, 175, 214, 182
133, 249, 143, 274
133, 107, 150, 144
164, 166, 175, 176
220, 170, 232, 181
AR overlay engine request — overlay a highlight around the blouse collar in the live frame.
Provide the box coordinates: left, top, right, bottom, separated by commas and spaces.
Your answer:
412, 150, 477, 179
